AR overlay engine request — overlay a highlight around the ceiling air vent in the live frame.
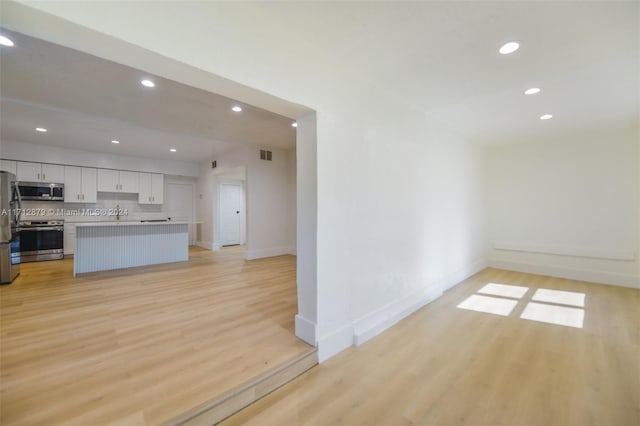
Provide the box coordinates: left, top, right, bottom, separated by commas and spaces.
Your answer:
260, 150, 273, 161
211, 160, 217, 169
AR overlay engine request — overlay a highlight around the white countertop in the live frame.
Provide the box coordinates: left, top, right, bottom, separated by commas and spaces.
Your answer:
74, 221, 200, 227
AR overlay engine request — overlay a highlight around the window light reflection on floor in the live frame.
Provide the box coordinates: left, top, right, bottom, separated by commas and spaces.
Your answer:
477, 283, 529, 299
456, 294, 518, 317
520, 302, 584, 328
531, 288, 585, 307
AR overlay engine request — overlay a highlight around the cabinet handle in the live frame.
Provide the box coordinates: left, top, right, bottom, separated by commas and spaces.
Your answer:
37, 173, 41, 180
82, 194, 85, 200
77, 194, 80, 200
42, 173, 45, 180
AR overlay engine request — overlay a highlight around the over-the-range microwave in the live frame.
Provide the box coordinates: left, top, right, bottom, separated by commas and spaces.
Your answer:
17, 181, 64, 201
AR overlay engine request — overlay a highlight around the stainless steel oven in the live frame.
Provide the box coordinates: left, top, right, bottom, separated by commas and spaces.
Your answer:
17, 220, 64, 262
17, 182, 64, 201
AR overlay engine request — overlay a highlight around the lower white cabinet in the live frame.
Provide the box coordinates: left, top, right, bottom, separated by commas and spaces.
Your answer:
138, 173, 164, 204
64, 223, 76, 255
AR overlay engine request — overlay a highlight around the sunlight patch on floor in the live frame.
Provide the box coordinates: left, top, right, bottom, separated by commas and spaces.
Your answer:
520, 302, 584, 328
531, 288, 585, 307
477, 283, 529, 299
457, 294, 518, 317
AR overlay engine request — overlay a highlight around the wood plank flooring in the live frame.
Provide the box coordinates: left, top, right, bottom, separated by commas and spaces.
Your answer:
0, 246, 312, 425
223, 268, 640, 426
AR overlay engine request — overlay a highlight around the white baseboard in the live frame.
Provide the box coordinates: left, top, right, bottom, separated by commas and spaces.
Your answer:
317, 323, 354, 363
316, 258, 487, 362
288, 246, 297, 256
246, 247, 292, 260
488, 259, 640, 289
295, 315, 317, 346
196, 241, 213, 250
353, 286, 443, 346
212, 242, 222, 251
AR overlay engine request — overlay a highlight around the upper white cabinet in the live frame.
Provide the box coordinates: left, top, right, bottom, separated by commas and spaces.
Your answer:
119, 171, 139, 193
97, 169, 139, 193
16, 162, 65, 183
0, 160, 17, 175
138, 173, 164, 204
64, 166, 97, 203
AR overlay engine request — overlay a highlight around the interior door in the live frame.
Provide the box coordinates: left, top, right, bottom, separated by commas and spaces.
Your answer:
166, 183, 194, 244
220, 183, 242, 246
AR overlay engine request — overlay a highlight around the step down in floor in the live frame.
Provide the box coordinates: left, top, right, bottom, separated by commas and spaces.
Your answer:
167, 348, 318, 426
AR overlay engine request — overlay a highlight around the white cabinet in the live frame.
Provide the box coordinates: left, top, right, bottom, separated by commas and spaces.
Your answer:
64, 223, 76, 255
42, 164, 65, 182
64, 166, 97, 203
16, 162, 42, 181
138, 173, 164, 204
81, 168, 98, 203
0, 160, 17, 175
16, 162, 65, 183
119, 171, 139, 193
96, 169, 119, 192
97, 169, 139, 193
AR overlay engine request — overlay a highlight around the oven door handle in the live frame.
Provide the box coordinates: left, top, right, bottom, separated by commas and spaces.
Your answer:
17, 227, 64, 232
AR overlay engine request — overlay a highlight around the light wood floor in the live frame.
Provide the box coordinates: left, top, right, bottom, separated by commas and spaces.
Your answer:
0, 246, 312, 425
223, 268, 640, 426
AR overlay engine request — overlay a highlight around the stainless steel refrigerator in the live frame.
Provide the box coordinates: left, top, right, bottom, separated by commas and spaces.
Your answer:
1, 171, 21, 284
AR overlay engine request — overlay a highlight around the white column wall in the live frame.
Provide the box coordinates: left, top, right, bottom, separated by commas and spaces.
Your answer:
4, 2, 488, 361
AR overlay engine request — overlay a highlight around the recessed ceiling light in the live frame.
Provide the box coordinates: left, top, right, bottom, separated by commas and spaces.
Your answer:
540, 114, 553, 120
169, 148, 177, 152
232, 106, 242, 112
141, 79, 155, 88
499, 41, 520, 55
292, 122, 298, 128
0, 35, 14, 47
111, 140, 120, 144
525, 88, 541, 95
35, 127, 47, 132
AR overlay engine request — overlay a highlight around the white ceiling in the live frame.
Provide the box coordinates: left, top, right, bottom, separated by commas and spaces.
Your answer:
248, 1, 638, 145
0, 29, 297, 161
1, 2, 638, 151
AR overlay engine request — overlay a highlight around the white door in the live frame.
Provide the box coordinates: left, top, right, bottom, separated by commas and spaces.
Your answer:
220, 183, 242, 246
166, 183, 194, 244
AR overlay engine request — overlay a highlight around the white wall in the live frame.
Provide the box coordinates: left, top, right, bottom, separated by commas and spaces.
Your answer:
246, 146, 296, 259
2, 140, 200, 177
486, 126, 640, 288
5, 2, 488, 361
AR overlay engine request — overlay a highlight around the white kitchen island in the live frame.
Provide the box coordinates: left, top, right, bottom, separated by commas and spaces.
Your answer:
74, 222, 190, 276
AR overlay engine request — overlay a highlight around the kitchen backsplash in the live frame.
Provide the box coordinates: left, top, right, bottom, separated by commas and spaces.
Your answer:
21, 192, 166, 223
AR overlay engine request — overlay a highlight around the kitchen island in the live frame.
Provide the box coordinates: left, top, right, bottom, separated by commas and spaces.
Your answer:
73, 221, 190, 276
